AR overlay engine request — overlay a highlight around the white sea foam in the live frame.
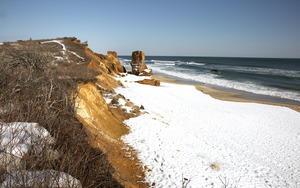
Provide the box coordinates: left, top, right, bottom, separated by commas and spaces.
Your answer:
155, 63, 176, 66
119, 58, 131, 62
186, 61, 205, 66
150, 66, 300, 102
151, 60, 176, 63
116, 74, 300, 187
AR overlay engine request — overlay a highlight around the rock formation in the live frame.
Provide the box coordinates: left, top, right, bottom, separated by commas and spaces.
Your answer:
79, 45, 147, 187
211, 69, 220, 73
107, 51, 126, 73
130, 51, 152, 76
136, 79, 160, 86
107, 51, 117, 58
89, 50, 126, 75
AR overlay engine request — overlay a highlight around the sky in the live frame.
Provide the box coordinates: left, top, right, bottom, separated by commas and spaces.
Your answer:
1, 0, 300, 58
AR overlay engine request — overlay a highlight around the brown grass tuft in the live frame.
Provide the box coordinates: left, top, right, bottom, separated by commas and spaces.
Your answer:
0, 41, 122, 187
210, 163, 221, 171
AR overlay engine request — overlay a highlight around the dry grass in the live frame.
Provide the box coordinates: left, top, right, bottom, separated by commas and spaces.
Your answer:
210, 163, 221, 171
0, 40, 122, 187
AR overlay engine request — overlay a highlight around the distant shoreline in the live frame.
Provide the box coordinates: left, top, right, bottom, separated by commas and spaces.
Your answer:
151, 74, 300, 113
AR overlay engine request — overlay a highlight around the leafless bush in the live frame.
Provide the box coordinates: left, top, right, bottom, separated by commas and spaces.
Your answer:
219, 176, 239, 188
0, 46, 121, 187
181, 174, 194, 188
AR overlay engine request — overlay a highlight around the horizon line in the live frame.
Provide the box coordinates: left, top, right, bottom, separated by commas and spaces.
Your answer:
118, 55, 300, 59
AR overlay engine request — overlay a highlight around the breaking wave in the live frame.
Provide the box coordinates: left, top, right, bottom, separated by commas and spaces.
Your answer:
149, 66, 300, 102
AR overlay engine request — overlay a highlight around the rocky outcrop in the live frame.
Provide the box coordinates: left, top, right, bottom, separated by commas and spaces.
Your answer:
71, 38, 81, 44
78, 44, 147, 187
107, 51, 126, 73
87, 49, 126, 75
130, 51, 152, 76
211, 69, 220, 73
136, 79, 160, 86
107, 51, 117, 58
75, 82, 129, 142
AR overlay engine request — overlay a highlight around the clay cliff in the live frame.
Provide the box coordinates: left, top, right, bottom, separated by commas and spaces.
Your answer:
0, 37, 148, 187
74, 40, 148, 187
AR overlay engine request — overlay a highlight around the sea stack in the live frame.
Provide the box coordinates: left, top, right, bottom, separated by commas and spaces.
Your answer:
131, 50, 152, 76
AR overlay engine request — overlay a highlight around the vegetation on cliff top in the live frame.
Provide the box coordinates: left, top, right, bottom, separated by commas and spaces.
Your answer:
0, 38, 123, 187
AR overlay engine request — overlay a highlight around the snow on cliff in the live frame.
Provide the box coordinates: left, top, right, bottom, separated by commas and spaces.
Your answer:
0, 122, 82, 187
41, 40, 66, 51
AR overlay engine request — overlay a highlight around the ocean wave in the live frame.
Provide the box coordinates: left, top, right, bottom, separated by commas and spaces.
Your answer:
151, 60, 206, 67
211, 65, 300, 78
150, 60, 177, 66
154, 63, 176, 66
151, 60, 177, 64
248, 68, 300, 78
186, 62, 205, 66
150, 66, 300, 102
119, 58, 131, 62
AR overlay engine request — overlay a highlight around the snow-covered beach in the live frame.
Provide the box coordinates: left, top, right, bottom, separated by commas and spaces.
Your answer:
116, 74, 300, 187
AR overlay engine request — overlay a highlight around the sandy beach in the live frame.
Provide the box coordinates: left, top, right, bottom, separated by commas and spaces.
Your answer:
115, 74, 300, 187
152, 75, 300, 113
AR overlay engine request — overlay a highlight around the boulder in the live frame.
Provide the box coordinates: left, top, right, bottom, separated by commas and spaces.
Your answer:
135, 79, 160, 86
107, 51, 118, 59
131, 51, 152, 76
211, 69, 219, 73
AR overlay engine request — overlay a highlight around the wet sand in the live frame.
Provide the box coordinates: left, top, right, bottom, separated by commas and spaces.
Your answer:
152, 75, 300, 113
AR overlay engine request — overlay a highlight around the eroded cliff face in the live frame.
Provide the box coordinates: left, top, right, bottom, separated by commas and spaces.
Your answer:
74, 42, 147, 187
86, 48, 126, 75
0, 37, 127, 187
75, 82, 127, 142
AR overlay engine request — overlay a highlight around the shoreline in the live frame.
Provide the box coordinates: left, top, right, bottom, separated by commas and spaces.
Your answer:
151, 75, 300, 113
117, 74, 300, 187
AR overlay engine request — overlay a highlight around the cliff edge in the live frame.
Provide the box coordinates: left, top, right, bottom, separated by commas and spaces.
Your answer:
0, 37, 148, 187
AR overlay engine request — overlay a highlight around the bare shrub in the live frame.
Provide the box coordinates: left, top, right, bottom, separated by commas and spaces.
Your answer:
0, 45, 122, 187
181, 174, 193, 188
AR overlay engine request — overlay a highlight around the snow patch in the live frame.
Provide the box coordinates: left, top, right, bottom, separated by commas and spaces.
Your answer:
115, 74, 151, 83
70, 51, 84, 60
0, 122, 55, 171
117, 74, 300, 187
118, 98, 127, 106
118, 98, 133, 112
54, 56, 64, 60
2, 170, 82, 187
103, 94, 113, 104
41, 40, 66, 53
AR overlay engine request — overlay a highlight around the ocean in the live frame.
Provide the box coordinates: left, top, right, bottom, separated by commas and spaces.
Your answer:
119, 56, 300, 105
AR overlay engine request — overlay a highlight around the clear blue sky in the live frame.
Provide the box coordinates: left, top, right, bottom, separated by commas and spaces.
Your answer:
1, 0, 300, 58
